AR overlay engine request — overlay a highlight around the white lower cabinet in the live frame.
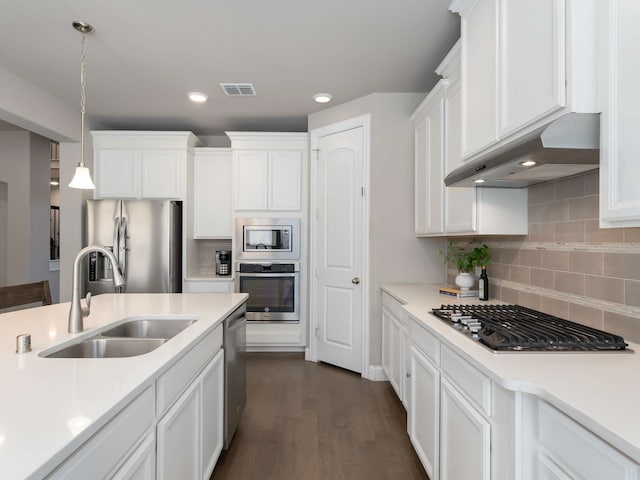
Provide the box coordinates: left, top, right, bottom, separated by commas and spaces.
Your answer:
381, 292, 409, 407
201, 348, 225, 480
409, 345, 440, 479
533, 401, 638, 480
440, 378, 491, 480
157, 347, 225, 480
157, 379, 201, 480
112, 433, 156, 480
47, 386, 155, 479
182, 279, 233, 293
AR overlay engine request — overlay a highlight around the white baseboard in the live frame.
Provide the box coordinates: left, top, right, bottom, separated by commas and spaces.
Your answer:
367, 365, 388, 381
246, 345, 306, 353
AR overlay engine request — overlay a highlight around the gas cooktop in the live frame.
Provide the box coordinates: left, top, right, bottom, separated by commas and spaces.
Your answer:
431, 304, 628, 352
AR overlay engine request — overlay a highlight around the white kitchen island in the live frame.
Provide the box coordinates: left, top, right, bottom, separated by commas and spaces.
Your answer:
0, 292, 247, 479
382, 284, 640, 480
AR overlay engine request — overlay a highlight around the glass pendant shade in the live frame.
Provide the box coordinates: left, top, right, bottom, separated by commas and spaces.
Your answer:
68, 165, 95, 189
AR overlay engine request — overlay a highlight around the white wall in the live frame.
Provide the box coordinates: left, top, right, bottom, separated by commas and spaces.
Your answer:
308, 92, 446, 366
0, 181, 7, 285
0, 131, 53, 288
0, 66, 85, 301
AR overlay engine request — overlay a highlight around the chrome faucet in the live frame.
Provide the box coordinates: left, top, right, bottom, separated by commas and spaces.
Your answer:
68, 245, 125, 333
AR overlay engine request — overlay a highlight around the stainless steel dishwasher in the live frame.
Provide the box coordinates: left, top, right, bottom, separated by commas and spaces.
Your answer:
223, 303, 247, 449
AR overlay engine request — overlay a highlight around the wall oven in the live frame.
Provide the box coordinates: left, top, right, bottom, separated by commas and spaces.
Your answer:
235, 263, 300, 322
235, 218, 300, 260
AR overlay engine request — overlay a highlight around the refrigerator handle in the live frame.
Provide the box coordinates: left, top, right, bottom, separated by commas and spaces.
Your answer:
119, 217, 128, 287
112, 217, 120, 265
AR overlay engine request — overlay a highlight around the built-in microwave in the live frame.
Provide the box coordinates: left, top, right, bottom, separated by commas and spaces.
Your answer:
235, 218, 300, 260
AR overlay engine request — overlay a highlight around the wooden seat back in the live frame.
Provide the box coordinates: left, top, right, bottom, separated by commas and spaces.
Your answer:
0, 281, 53, 312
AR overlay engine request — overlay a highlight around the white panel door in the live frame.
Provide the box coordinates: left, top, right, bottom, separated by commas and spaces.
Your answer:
157, 380, 201, 480
268, 151, 302, 211
409, 346, 440, 480
95, 149, 139, 199
233, 151, 268, 211
440, 377, 491, 480
461, 0, 499, 158
201, 349, 224, 480
426, 97, 445, 235
500, 0, 566, 137
315, 126, 364, 373
193, 150, 232, 238
140, 150, 184, 199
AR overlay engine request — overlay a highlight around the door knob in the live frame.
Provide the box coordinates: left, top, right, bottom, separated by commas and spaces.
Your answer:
352, 277, 360, 285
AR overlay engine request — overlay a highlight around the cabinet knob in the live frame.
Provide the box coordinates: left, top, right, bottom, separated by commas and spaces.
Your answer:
352, 277, 360, 285
406, 372, 411, 378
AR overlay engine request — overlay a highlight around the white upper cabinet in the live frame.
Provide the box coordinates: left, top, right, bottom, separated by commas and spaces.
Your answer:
193, 148, 232, 238
92, 131, 199, 200
499, 0, 566, 137
599, 0, 640, 228
413, 83, 446, 235
228, 132, 307, 213
459, 0, 499, 158
450, 0, 599, 162
412, 41, 528, 237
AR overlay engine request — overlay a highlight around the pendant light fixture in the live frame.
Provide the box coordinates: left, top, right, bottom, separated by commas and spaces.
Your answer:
68, 20, 96, 189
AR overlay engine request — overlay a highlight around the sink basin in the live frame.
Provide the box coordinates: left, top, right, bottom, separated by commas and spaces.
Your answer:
101, 318, 197, 339
44, 338, 166, 359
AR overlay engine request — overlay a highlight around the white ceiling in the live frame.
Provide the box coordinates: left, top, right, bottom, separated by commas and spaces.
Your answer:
0, 1, 459, 136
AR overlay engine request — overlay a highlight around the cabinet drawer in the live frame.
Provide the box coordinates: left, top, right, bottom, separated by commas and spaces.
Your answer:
157, 325, 223, 416
382, 292, 404, 320
410, 317, 440, 365
538, 401, 639, 479
48, 385, 154, 479
441, 345, 491, 416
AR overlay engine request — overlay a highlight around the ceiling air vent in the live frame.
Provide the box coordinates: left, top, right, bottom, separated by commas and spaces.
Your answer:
220, 83, 257, 96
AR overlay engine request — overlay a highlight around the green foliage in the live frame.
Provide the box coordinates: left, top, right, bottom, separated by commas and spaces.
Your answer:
437, 239, 491, 273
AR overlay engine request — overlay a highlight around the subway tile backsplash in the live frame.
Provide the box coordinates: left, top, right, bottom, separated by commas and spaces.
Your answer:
447, 170, 640, 343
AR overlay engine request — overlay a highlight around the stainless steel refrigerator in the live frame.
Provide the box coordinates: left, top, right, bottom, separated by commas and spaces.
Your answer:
85, 199, 182, 295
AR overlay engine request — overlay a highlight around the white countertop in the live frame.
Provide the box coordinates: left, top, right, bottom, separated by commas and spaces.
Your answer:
0, 293, 247, 480
382, 283, 640, 464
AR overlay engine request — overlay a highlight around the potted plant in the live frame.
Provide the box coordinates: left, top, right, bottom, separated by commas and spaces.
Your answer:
438, 240, 491, 290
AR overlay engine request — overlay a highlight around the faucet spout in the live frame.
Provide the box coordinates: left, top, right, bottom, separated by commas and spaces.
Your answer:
68, 245, 125, 333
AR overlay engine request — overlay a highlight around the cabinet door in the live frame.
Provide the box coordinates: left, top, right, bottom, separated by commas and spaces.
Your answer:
414, 115, 429, 235
408, 346, 440, 480
382, 308, 403, 400
268, 151, 303, 211
157, 380, 201, 480
194, 151, 232, 238
444, 77, 477, 234
140, 150, 184, 199
599, 0, 640, 227
461, 0, 499, 158
234, 151, 268, 211
94, 149, 139, 199
112, 433, 156, 480
201, 349, 225, 480
500, 0, 566, 137
425, 97, 445, 235
440, 377, 491, 480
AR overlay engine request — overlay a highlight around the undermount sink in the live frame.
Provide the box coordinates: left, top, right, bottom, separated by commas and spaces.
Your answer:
101, 318, 197, 339
42, 317, 198, 359
44, 338, 166, 359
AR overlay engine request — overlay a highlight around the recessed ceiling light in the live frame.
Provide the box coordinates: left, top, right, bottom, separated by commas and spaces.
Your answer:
188, 92, 208, 103
520, 160, 537, 167
474, 179, 486, 184
313, 93, 332, 103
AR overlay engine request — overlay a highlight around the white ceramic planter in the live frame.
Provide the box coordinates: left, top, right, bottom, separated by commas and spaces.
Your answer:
455, 272, 475, 290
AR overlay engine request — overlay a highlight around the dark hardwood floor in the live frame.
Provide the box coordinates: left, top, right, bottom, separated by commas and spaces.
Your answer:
212, 352, 428, 480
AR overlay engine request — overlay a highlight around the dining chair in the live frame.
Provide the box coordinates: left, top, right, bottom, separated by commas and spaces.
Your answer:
0, 280, 53, 312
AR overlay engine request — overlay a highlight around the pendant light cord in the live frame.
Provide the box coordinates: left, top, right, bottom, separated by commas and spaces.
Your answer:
79, 30, 87, 168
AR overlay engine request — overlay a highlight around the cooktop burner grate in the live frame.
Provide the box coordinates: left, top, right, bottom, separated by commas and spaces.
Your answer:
431, 304, 627, 351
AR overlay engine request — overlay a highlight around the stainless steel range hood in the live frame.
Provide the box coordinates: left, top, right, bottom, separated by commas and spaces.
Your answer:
444, 113, 600, 188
